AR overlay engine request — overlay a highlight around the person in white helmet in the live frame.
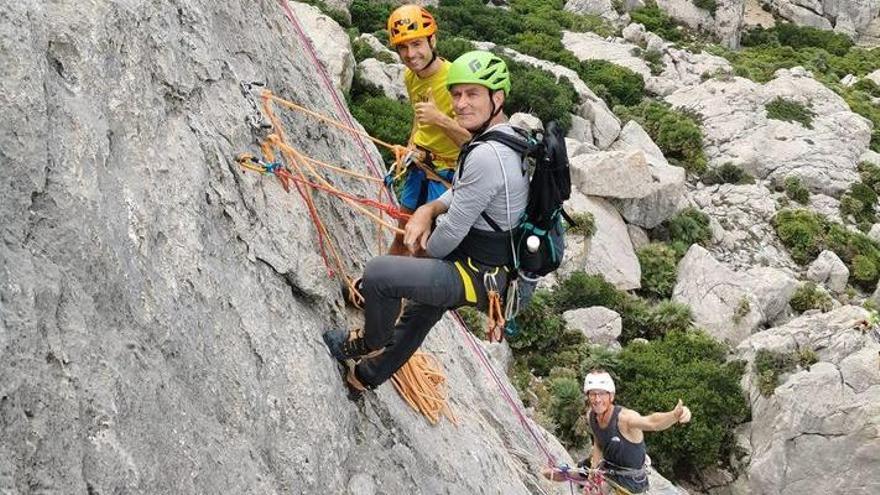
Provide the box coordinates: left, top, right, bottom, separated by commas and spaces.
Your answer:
542, 370, 692, 493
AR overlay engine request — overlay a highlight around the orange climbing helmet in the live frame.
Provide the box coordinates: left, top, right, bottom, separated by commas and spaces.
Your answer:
387, 4, 437, 46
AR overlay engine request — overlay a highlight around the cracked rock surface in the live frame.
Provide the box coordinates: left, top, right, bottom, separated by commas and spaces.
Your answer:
736, 306, 880, 495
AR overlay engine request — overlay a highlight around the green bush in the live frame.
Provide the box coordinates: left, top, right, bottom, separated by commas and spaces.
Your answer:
615, 331, 748, 476
456, 306, 486, 339
772, 209, 825, 263
784, 176, 810, 204
637, 243, 679, 300
508, 291, 569, 352
583, 60, 646, 108
657, 207, 713, 256
775, 23, 853, 56
614, 101, 707, 174
765, 97, 815, 129
840, 181, 878, 228
754, 349, 798, 396
300, 0, 351, 27
435, 36, 476, 62
349, 94, 413, 162
619, 297, 693, 342
349, 0, 395, 34
505, 57, 578, 131
547, 372, 590, 447
859, 161, 880, 192
789, 282, 833, 313
851, 254, 878, 285
692, 0, 717, 15
701, 163, 755, 185
567, 211, 596, 238
630, 4, 684, 42
551, 271, 625, 313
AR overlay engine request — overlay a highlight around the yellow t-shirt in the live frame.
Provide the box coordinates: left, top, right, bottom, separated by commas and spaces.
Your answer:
404, 60, 460, 171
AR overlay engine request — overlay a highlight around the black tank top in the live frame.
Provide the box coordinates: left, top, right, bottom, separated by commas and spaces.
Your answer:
589, 405, 646, 470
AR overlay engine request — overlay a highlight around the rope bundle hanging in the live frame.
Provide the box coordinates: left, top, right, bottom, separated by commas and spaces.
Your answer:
236, 86, 456, 425
391, 351, 458, 425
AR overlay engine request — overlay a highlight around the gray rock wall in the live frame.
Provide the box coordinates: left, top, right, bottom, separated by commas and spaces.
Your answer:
0, 2, 570, 493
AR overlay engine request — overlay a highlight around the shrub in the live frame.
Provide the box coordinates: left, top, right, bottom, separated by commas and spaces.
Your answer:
774, 22, 853, 56
851, 254, 878, 285
772, 209, 824, 263
507, 291, 569, 352
504, 58, 578, 131
349, 94, 413, 162
840, 181, 877, 227
547, 373, 590, 448
784, 176, 810, 204
754, 349, 797, 396
580, 60, 646, 108
614, 101, 707, 174
692, 0, 717, 15
580, 345, 622, 378
637, 243, 679, 300
456, 306, 486, 339
629, 3, 684, 42
661, 207, 713, 256
789, 282, 833, 313
567, 211, 596, 238
349, 0, 395, 34
551, 271, 624, 313
859, 161, 880, 192
701, 163, 755, 185
619, 297, 693, 342
765, 97, 815, 129
351, 37, 377, 63
435, 37, 476, 62
615, 331, 748, 476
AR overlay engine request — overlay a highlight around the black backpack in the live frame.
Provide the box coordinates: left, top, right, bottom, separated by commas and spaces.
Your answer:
463, 121, 574, 277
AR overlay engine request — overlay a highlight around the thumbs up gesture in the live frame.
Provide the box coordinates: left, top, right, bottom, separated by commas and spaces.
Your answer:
414, 92, 444, 127
672, 399, 692, 424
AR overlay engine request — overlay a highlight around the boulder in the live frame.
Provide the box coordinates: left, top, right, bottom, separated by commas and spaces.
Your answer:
290, 2, 356, 93
673, 245, 765, 344
357, 58, 407, 101
609, 121, 687, 228
806, 250, 850, 293
570, 150, 655, 199
628, 224, 650, 250
561, 192, 642, 290
769, 0, 880, 43
564, 0, 621, 21
563, 307, 623, 345
510, 112, 543, 132
356, 33, 400, 63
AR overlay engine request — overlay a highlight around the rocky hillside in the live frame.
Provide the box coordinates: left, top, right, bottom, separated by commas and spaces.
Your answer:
3, 1, 879, 494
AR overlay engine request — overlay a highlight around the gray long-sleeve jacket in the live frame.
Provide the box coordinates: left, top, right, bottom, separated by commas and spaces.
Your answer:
426, 123, 529, 259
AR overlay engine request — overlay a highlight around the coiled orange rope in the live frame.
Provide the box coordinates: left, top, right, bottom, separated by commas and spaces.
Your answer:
391, 352, 458, 425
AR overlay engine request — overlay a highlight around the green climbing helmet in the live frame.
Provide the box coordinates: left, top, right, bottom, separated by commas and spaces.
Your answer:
446, 50, 511, 95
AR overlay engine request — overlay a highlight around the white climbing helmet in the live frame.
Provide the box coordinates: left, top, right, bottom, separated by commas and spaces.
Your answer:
583, 371, 615, 394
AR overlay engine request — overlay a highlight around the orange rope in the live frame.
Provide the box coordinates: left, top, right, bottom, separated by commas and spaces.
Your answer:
391, 352, 458, 425
239, 89, 457, 426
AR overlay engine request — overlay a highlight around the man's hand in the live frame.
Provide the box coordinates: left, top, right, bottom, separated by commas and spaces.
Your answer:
413, 94, 447, 127
672, 399, 692, 424
403, 205, 434, 253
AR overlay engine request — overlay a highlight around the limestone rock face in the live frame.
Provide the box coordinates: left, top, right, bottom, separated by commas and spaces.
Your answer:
768, 0, 880, 44
673, 246, 765, 344
655, 0, 746, 48
563, 307, 623, 345
562, 192, 642, 290
290, 1, 356, 93
667, 69, 873, 196
357, 58, 407, 101
565, 0, 622, 21
806, 250, 850, 293
570, 150, 656, 199
689, 183, 798, 272
0, 2, 573, 494
736, 306, 880, 495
